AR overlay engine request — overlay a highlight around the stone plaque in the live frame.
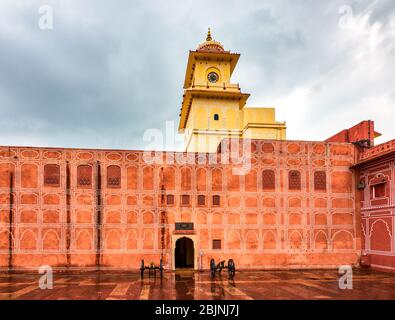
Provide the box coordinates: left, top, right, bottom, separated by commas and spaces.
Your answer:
175, 222, 194, 231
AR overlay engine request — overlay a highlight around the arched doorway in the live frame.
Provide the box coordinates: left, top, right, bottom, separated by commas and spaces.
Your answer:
175, 237, 194, 268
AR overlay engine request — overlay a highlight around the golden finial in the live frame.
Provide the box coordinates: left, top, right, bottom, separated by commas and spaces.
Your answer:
206, 28, 212, 41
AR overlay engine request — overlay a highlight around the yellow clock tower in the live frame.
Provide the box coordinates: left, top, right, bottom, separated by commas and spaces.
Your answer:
178, 29, 287, 153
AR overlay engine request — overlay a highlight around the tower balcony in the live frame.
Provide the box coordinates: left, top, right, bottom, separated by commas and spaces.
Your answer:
189, 82, 241, 92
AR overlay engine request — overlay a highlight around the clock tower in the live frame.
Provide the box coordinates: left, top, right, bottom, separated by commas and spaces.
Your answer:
178, 29, 286, 153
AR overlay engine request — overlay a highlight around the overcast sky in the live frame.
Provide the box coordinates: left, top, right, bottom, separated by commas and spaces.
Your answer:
0, 0, 394, 151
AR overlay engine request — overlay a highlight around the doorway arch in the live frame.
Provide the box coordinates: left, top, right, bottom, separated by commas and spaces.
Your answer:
175, 237, 194, 268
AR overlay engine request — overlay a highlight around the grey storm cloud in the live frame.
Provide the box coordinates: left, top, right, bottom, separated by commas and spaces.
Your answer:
0, 0, 394, 150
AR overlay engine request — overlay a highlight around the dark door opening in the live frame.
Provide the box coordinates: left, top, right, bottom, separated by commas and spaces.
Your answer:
175, 237, 194, 268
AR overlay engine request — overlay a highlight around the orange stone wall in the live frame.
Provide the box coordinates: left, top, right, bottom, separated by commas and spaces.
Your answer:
0, 139, 361, 270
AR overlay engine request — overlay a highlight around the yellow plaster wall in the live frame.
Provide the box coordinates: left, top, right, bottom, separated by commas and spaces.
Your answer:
193, 59, 232, 86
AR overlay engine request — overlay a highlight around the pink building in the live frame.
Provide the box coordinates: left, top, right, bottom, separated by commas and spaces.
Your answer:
354, 139, 395, 271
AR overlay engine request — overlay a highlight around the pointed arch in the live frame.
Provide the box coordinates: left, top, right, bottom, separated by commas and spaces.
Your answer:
197, 211, 207, 225
369, 219, 391, 237
107, 165, 121, 188
162, 166, 175, 190
289, 230, 303, 249
314, 230, 328, 250
212, 168, 222, 191
19, 229, 37, 250
262, 230, 276, 250
142, 166, 154, 190
105, 229, 122, 250
75, 229, 93, 250
21, 163, 38, 188
332, 230, 354, 250
227, 167, 240, 191
42, 229, 60, 251
77, 165, 92, 188
0, 229, 13, 250
369, 219, 392, 251
196, 168, 207, 191
127, 165, 138, 189
245, 230, 259, 250
180, 167, 192, 191
126, 230, 138, 250
227, 230, 241, 250
142, 230, 154, 249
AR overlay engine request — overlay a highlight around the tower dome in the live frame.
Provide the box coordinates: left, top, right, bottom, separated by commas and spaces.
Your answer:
196, 28, 225, 52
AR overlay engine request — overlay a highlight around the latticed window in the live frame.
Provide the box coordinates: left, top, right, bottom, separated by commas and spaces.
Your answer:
77, 165, 92, 188
166, 194, 174, 205
107, 165, 121, 188
181, 194, 190, 206
289, 170, 301, 190
213, 239, 221, 249
262, 170, 275, 190
314, 171, 326, 191
212, 195, 220, 206
197, 195, 205, 205
44, 164, 60, 187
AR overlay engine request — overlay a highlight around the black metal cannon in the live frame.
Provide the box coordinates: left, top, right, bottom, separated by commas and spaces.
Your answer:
140, 259, 164, 279
210, 258, 236, 280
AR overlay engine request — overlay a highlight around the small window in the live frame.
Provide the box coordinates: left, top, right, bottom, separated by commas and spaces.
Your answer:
181, 194, 190, 206
372, 183, 386, 198
107, 165, 121, 188
77, 165, 92, 188
214, 114, 219, 121
289, 170, 301, 190
212, 195, 220, 206
44, 164, 60, 187
213, 239, 221, 250
314, 171, 326, 191
166, 194, 174, 205
197, 195, 205, 205
262, 170, 275, 190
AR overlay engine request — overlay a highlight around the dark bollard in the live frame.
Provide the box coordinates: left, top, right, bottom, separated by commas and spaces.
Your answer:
140, 259, 145, 279
210, 258, 216, 279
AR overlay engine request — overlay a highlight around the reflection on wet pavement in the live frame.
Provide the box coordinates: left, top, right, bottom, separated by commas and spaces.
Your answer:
0, 268, 394, 300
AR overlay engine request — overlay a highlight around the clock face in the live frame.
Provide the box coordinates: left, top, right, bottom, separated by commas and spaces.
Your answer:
207, 72, 219, 83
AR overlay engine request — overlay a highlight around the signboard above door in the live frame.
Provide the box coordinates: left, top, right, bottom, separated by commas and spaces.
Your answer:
175, 222, 194, 231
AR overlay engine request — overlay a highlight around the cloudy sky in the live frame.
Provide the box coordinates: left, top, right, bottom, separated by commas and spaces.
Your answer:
0, 0, 394, 151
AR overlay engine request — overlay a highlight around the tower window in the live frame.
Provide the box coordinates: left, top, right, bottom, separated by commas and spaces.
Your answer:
214, 114, 219, 121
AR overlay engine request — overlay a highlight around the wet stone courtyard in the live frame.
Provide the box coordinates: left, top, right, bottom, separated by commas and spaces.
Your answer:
0, 268, 394, 300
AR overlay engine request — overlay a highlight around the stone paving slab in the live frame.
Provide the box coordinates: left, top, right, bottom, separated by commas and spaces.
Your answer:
0, 268, 394, 300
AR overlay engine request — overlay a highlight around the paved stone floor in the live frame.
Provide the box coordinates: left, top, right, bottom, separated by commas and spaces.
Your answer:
0, 268, 394, 300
